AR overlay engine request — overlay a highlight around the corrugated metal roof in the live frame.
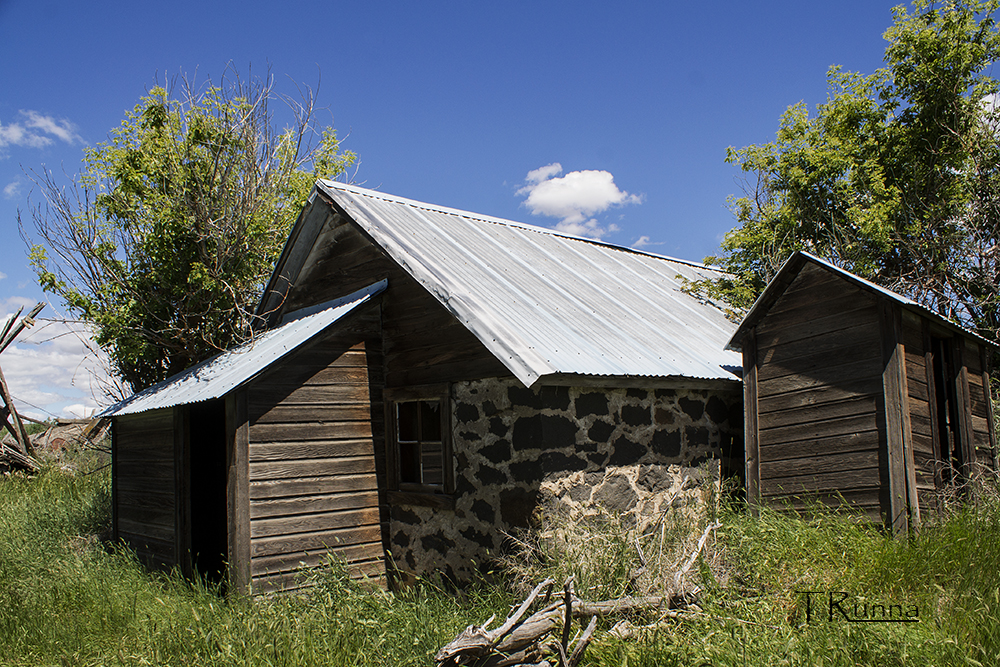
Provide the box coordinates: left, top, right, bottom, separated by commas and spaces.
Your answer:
101, 281, 386, 417
726, 251, 998, 350
315, 181, 741, 386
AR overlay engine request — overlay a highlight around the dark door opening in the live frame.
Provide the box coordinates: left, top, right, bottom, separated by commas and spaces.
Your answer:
930, 338, 964, 485
188, 400, 228, 585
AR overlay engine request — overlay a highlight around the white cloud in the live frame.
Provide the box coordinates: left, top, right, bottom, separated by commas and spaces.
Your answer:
525, 162, 564, 185
0, 110, 83, 155
517, 164, 642, 240
0, 298, 111, 420
4, 179, 22, 199
633, 235, 652, 248
0, 271, 6, 281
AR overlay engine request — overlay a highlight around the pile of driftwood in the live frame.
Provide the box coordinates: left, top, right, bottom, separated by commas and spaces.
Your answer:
435, 521, 720, 667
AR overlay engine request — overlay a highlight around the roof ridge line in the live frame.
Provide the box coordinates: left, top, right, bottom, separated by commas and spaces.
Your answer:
317, 180, 721, 272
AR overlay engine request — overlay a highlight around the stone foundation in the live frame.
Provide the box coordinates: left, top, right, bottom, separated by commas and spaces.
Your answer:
388, 377, 741, 582
538, 462, 719, 533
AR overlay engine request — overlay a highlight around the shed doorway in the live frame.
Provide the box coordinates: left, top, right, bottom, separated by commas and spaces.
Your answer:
188, 400, 228, 584
930, 337, 964, 486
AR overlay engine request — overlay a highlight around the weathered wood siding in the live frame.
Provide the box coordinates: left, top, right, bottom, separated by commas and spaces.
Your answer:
965, 339, 998, 469
283, 209, 510, 388
753, 263, 884, 516
114, 409, 179, 569
900, 312, 938, 513
246, 303, 388, 594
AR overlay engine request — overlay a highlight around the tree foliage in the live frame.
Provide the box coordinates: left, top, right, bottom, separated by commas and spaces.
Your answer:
22, 70, 355, 394
696, 0, 1000, 344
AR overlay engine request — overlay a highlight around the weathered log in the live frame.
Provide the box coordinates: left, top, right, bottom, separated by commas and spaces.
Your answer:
435, 577, 665, 667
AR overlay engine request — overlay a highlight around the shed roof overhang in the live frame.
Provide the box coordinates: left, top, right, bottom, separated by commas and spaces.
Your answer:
101, 281, 386, 418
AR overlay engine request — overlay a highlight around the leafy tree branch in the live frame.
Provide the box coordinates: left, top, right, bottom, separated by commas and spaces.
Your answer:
20, 67, 355, 394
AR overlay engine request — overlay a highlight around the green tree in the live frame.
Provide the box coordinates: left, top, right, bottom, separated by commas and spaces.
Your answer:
696, 0, 1000, 345
21, 71, 355, 394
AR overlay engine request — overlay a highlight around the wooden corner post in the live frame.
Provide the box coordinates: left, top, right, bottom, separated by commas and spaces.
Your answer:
226, 390, 251, 595
879, 299, 917, 536
743, 328, 761, 515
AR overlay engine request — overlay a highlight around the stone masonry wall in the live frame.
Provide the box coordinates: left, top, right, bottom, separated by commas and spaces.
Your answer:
387, 377, 741, 582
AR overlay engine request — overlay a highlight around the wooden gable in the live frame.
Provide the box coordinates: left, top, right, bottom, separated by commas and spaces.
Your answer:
278, 202, 510, 388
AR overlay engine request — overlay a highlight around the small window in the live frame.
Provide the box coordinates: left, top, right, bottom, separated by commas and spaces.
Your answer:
386, 386, 452, 494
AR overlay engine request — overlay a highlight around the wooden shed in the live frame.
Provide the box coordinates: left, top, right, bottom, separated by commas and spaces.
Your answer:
728, 251, 998, 533
107, 283, 389, 593
106, 182, 745, 594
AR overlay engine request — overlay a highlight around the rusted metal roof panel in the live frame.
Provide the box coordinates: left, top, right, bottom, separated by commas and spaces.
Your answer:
101, 281, 386, 417
316, 181, 741, 386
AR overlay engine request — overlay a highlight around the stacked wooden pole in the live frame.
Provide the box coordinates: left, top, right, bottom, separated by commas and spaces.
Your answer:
0, 303, 44, 472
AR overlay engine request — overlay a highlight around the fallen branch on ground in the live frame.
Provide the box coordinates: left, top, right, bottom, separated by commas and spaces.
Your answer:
435, 577, 664, 667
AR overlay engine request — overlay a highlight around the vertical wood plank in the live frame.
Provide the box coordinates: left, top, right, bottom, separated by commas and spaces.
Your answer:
879, 299, 909, 536
980, 345, 998, 471
111, 418, 119, 544
743, 328, 760, 515
952, 339, 976, 478
895, 307, 919, 528
227, 390, 251, 595
174, 407, 192, 577
922, 321, 944, 490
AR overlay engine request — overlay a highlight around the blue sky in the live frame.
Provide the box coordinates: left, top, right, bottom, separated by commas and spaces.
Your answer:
0, 0, 909, 419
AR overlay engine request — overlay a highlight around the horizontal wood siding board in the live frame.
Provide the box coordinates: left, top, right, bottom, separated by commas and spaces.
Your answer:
386, 357, 510, 388
117, 517, 176, 544
250, 491, 380, 519
761, 281, 871, 326
113, 503, 175, 527
250, 507, 382, 539
249, 421, 374, 442
757, 338, 882, 383
251, 559, 387, 595
756, 322, 879, 369
759, 433, 880, 462
759, 412, 879, 446
249, 474, 379, 499
115, 488, 176, 507
249, 456, 377, 481
757, 358, 883, 399
907, 376, 929, 403
760, 450, 880, 478
757, 378, 883, 414
114, 460, 175, 480
252, 544, 385, 576
757, 395, 876, 431
760, 467, 881, 495
911, 433, 935, 458
118, 533, 175, 560
251, 524, 383, 558
249, 440, 376, 462
755, 301, 878, 347
779, 262, 852, 295
114, 430, 174, 452
251, 405, 377, 425
761, 487, 883, 510
115, 409, 173, 431
250, 384, 374, 407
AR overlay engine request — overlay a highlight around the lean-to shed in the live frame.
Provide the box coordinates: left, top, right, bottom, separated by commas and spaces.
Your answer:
106, 181, 745, 594
728, 251, 998, 533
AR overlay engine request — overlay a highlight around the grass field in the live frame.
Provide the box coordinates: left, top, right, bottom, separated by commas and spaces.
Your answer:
1, 465, 998, 666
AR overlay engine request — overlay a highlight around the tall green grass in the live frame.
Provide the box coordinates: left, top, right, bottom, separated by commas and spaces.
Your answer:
2, 466, 998, 666
588, 492, 1000, 666
0, 468, 509, 666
